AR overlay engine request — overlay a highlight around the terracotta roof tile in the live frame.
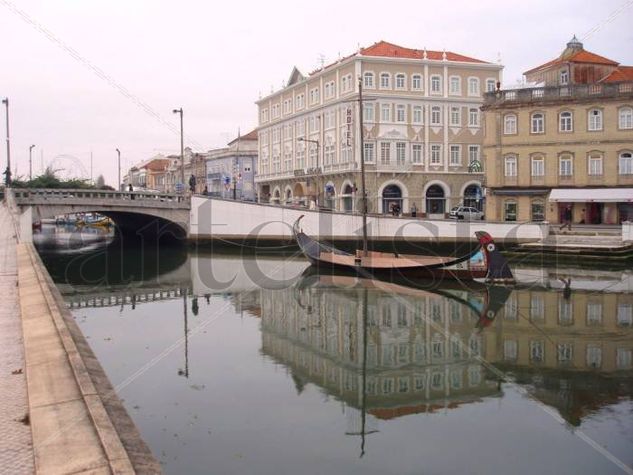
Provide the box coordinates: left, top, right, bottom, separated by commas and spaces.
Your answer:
227, 128, 258, 145
602, 66, 633, 82
524, 49, 619, 75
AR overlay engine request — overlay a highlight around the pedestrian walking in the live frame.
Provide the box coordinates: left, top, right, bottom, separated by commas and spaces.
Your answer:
560, 204, 572, 231
189, 174, 197, 193
411, 202, 417, 218
128, 183, 134, 200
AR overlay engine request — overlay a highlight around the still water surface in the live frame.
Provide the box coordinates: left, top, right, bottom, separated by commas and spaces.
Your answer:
37, 226, 633, 474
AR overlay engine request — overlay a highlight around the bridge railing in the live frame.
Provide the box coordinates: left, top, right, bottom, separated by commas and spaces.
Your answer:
10, 188, 189, 204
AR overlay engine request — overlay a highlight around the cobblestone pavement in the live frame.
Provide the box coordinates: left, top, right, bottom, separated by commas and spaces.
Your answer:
0, 204, 34, 475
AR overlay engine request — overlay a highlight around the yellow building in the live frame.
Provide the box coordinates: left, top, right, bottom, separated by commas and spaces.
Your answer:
482, 37, 633, 224
256, 41, 502, 216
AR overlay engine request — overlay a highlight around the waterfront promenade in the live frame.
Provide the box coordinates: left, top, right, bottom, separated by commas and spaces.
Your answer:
0, 203, 161, 474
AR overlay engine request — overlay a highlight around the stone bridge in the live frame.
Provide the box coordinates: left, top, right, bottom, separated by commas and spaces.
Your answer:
8, 188, 191, 241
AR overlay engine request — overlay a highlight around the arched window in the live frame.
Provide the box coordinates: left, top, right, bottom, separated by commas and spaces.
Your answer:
531, 155, 545, 176
411, 74, 422, 90
619, 107, 633, 129
588, 109, 602, 131
463, 184, 483, 211
431, 106, 441, 125
363, 72, 375, 89
449, 76, 461, 95
559, 153, 573, 176
382, 184, 403, 214
395, 73, 406, 89
430, 75, 441, 93
504, 155, 517, 177
531, 112, 545, 133
341, 183, 354, 213
588, 152, 603, 176
425, 185, 446, 214
504, 114, 517, 134
559, 111, 573, 132
620, 151, 633, 175
380, 73, 391, 89
468, 77, 480, 96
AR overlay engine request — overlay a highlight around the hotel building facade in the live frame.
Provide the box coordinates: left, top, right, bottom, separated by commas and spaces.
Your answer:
255, 41, 503, 217
482, 37, 633, 224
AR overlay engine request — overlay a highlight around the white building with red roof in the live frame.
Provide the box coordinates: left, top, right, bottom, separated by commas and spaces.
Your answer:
255, 41, 502, 217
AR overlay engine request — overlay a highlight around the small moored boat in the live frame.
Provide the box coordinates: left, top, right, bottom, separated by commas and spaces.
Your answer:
292, 215, 514, 283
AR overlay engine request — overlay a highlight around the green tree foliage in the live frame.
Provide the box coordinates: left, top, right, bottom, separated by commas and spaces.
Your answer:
11, 167, 98, 189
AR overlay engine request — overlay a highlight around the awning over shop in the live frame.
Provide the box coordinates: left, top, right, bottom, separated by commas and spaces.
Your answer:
492, 188, 549, 196
549, 188, 633, 203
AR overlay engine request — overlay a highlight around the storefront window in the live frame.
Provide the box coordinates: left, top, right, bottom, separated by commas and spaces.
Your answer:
531, 201, 545, 221
504, 201, 517, 221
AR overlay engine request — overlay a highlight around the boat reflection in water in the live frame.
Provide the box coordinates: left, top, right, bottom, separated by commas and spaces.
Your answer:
258, 268, 633, 454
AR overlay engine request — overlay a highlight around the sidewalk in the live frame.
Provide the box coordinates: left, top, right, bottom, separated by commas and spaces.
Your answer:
0, 204, 34, 474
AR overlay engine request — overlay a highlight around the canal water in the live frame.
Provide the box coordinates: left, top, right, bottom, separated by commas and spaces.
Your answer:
36, 225, 633, 475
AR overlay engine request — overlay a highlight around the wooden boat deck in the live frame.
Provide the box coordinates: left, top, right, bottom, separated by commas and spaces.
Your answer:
319, 250, 454, 269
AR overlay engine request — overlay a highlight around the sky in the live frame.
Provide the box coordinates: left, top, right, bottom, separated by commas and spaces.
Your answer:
1, 0, 632, 186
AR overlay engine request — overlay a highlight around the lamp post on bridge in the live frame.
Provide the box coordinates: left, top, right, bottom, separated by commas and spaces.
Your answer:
116, 148, 121, 191
2, 98, 11, 186
172, 108, 184, 194
29, 144, 35, 181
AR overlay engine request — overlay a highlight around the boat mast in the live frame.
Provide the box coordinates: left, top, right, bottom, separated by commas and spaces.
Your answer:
358, 77, 368, 256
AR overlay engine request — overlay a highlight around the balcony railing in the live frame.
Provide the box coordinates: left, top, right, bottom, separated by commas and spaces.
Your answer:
484, 81, 633, 107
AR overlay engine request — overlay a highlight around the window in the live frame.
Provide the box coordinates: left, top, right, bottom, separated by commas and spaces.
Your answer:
413, 105, 423, 124
295, 94, 304, 110
617, 349, 632, 369
619, 107, 633, 129
363, 103, 375, 122
364, 72, 374, 89
380, 142, 391, 165
395, 73, 406, 89
431, 106, 441, 125
430, 75, 441, 93
530, 341, 544, 362
412, 144, 423, 164
324, 81, 335, 99
396, 142, 406, 165
486, 79, 496, 92
468, 108, 480, 127
412, 74, 422, 90
468, 77, 480, 96
531, 156, 545, 176
450, 106, 461, 126
588, 109, 602, 131
557, 343, 573, 363
531, 200, 545, 221
586, 345, 602, 368
261, 108, 269, 123
531, 112, 545, 133
504, 201, 517, 221
396, 104, 406, 122
559, 154, 573, 176
380, 73, 390, 89
618, 303, 633, 326
504, 340, 518, 361
560, 69, 569, 85
468, 145, 480, 165
449, 76, 461, 95
309, 88, 320, 105
504, 155, 517, 177
449, 145, 461, 165
531, 295, 545, 320
588, 153, 603, 176
363, 143, 375, 163
504, 114, 517, 134
619, 152, 633, 175
559, 111, 573, 132
587, 302, 603, 325
559, 298, 573, 325
430, 144, 442, 165
381, 104, 391, 122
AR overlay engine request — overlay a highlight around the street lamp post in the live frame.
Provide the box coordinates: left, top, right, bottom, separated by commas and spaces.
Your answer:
2, 98, 11, 186
297, 137, 320, 207
115, 148, 121, 191
172, 108, 184, 193
29, 144, 35, 180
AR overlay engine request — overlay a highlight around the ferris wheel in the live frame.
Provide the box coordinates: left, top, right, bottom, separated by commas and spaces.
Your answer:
46, 154, 89, 181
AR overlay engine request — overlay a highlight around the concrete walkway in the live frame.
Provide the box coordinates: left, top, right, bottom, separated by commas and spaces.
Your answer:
0, 204, 34, 474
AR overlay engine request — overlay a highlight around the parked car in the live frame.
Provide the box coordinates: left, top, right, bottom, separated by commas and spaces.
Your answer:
449, 206, 485, 220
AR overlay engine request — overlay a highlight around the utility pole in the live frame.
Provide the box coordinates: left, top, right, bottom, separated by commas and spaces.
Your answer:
2, 98, 11, 185
29, 144, 35, 180
358, 77, 368, 256
116, 148, 121, 190
172, 108, 184, 193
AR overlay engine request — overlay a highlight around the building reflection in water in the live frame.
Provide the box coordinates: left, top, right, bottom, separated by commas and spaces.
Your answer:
257, 271, 633, 452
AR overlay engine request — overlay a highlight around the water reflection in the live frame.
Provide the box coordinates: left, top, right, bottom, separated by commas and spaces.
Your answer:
38, 237, 633, 473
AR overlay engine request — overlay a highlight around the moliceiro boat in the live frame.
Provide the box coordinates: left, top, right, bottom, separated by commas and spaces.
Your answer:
292, 216, 514, 283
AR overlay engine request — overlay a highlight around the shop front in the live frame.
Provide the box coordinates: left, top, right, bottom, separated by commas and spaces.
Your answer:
549, 188, 633, 224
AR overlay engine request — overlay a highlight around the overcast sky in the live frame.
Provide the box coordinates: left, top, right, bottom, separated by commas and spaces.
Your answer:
1, 0, 632, 186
